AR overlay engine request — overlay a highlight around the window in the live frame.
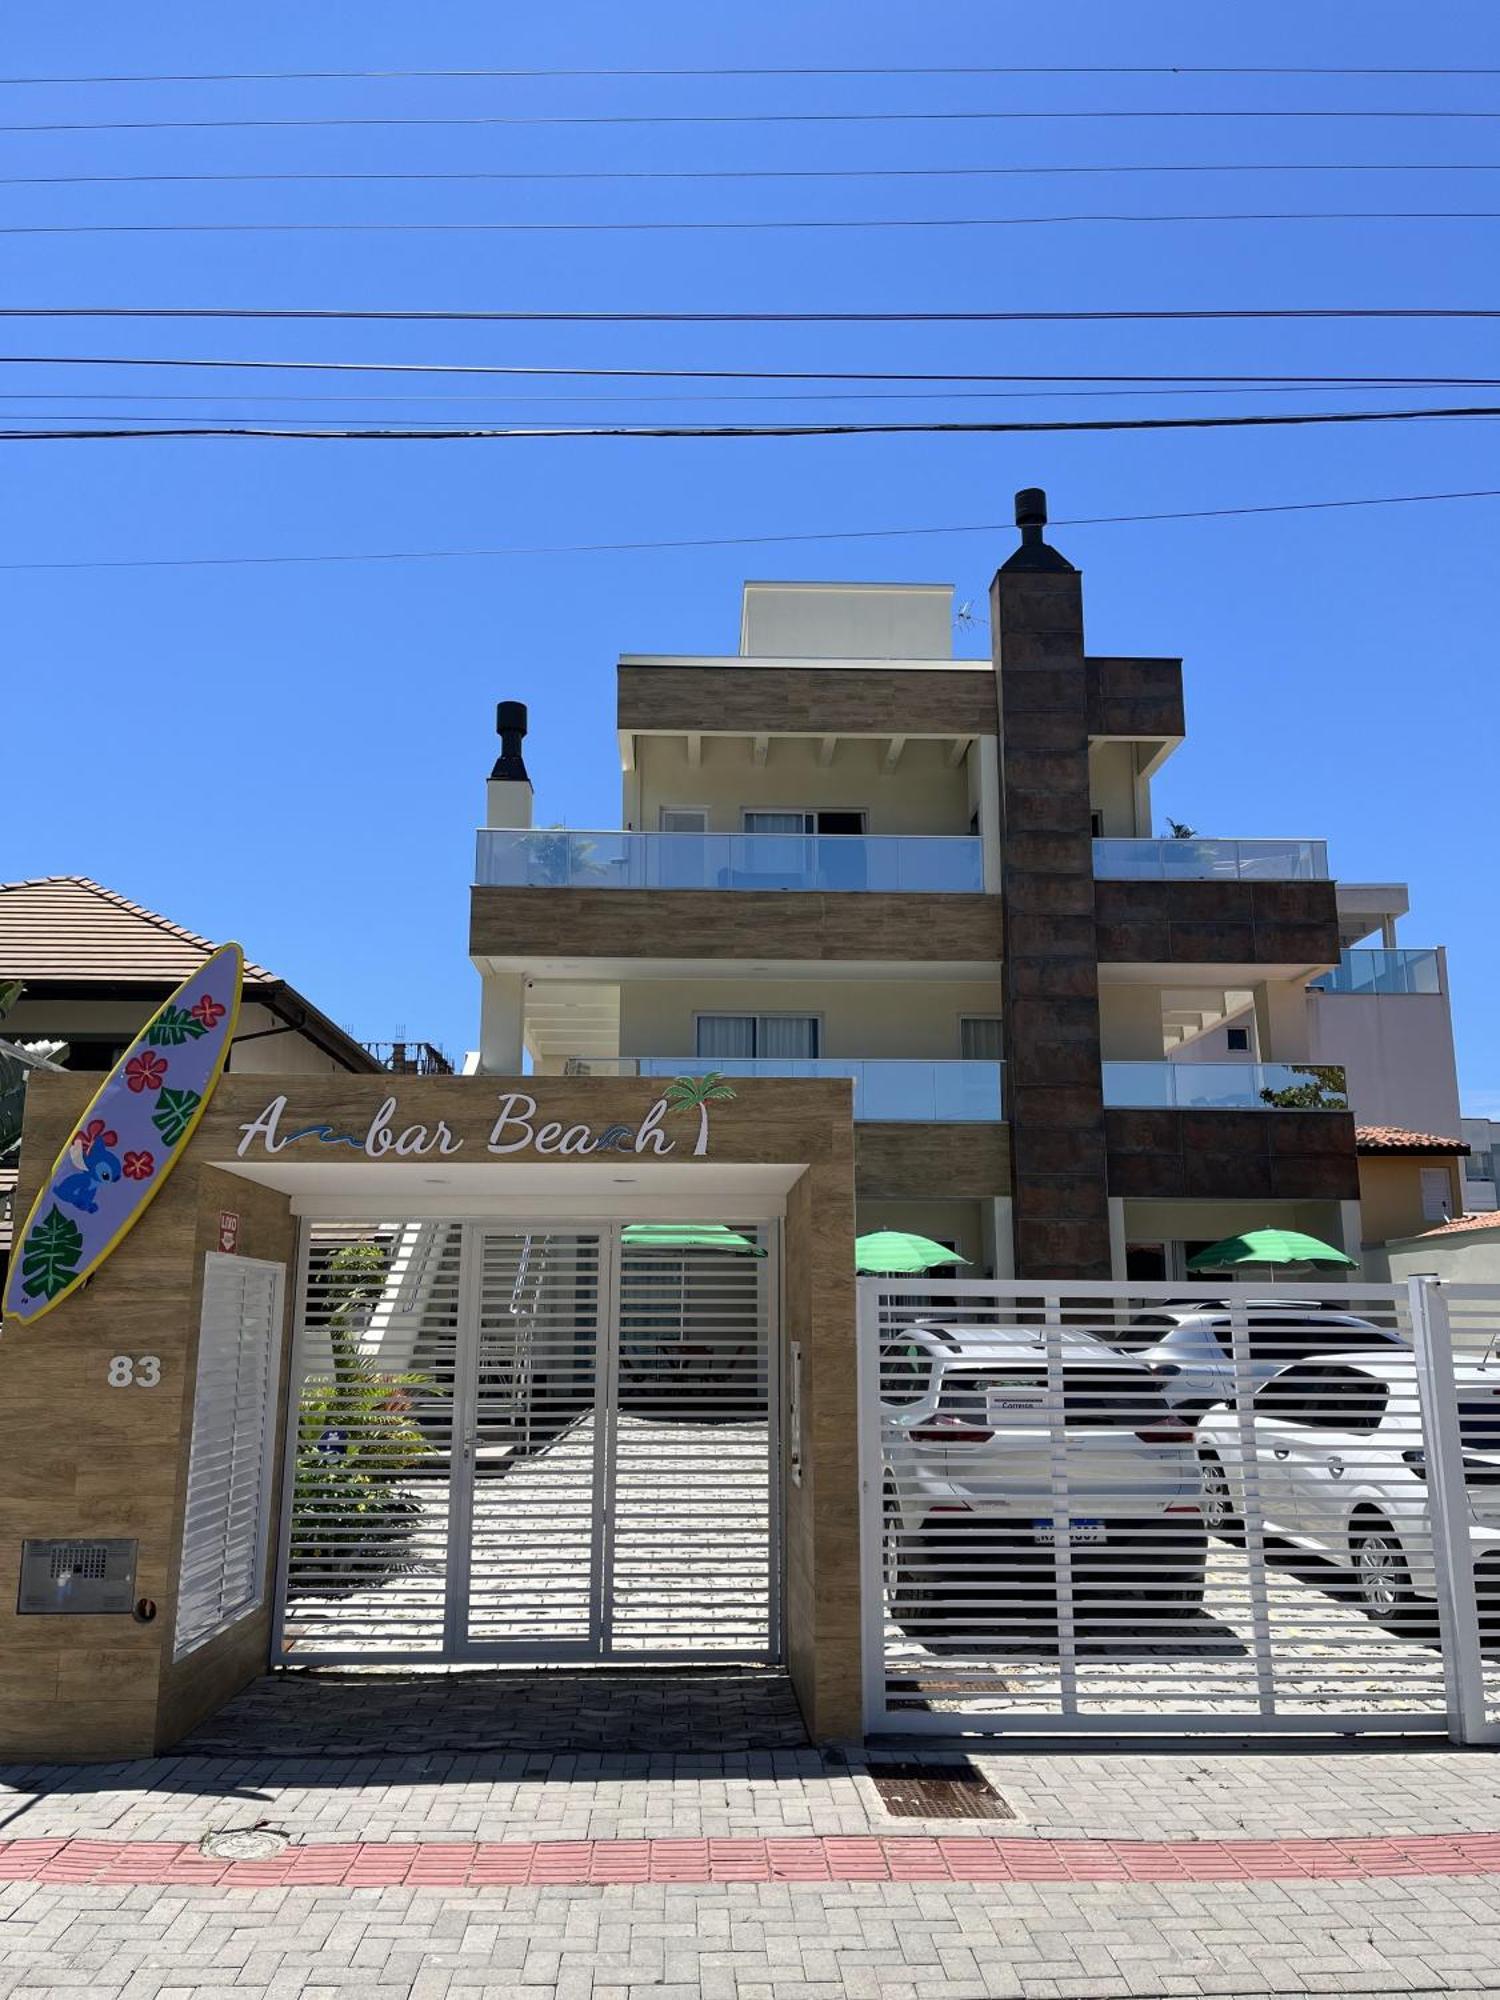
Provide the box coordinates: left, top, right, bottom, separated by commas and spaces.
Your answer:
959, 1016, 1004, 1061
1254, 1363, 1388, 1434
174, 1254, 285, 1660
696, 1014, 819, 1059
742, 810, 866, 835
1090, 809, 1104, 837
1225, 1026, 1252, 1053
659, 807, 708, 833
1421, 1168, 1452, 1223
880, 1339, 936, 1409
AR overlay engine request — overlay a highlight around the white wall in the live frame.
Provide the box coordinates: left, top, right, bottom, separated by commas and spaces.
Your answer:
1308, 990, 1463, 1136
631, 733, 973, 837
1387, 1226, 1500, 1285
1088, 741, 1146, 836
739, 581, 953, 659
618, 977, 1005, 1061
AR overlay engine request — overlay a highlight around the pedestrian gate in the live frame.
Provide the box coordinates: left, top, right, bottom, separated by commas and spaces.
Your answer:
274, 1221, 777, 1664
858, 1278, 1500, 1742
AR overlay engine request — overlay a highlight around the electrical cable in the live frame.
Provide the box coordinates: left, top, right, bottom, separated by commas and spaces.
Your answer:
4, 305, 1500, 325
7, 402, 1500, 441
10, 108, 1500, 135
2, 64, 1498, 83
3, 485, 1496, 573
6, 164, 1500, 188
8, 211, 1500, 237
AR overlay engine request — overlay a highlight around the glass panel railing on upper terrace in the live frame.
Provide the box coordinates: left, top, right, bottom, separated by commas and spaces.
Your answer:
581, 1057, 1005, 1121
1092, 837, 1329, 881
1102, 1060, 1349, 1111
1308, 948, 1442, 996
476, 828, 985, 893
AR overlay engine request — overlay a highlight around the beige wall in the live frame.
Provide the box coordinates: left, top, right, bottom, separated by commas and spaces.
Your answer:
1099, 979, 1314, 1064
618, 977, 1004, 1061
1387, 1226, 1500, 1285
630, 733, 972, 837
1122, 1197, 1348, 1248
1088, 741, 1146, 836
1308, 988, 1463, 1138
1358, 1155, 1463, 1247
856, 1197, 986, 1272
1099, 985, 1165, 1059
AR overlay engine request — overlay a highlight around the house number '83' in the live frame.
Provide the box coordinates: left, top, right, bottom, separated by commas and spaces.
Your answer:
108, 1355, 161, 1388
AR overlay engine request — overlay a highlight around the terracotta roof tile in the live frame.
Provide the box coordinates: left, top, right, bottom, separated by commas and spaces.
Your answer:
1409, 1210, 1500, 1239
1356, 1124, 1469, 1155
0, 876, 277, 986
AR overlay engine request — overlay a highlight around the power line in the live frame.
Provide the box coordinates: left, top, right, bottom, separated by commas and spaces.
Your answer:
9, 211, 1500, 238
8, 402, 1500, 441
5, 305, 1500, 326
7, 356, 1493, 385
3, 485, 1496, 573
11, 108, 1500, 135
7, 164, 1500, 189
3, 65, 1498, 84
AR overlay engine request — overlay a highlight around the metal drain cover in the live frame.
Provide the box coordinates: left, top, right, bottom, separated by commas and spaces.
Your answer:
199, 1827, 290, 1860
869, 1760, 1013, 1820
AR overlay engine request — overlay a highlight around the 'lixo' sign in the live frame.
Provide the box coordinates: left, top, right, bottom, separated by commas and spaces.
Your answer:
235, 1072, 737, 1164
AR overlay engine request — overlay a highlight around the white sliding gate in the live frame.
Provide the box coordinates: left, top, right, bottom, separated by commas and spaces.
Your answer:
859, 1277, 1500, 1741
274, 1220, 778, 1665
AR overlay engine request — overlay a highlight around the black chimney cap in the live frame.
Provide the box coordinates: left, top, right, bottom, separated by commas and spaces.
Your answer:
491, 700, 531, 783
1000, 485, 1075, 573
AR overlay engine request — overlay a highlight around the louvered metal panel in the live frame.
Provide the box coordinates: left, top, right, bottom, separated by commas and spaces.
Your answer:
859, 1277, 1500, 1740
176, 1254, 284, 1660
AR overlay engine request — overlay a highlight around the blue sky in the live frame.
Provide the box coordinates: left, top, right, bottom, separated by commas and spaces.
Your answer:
4, 3, 1498, 1111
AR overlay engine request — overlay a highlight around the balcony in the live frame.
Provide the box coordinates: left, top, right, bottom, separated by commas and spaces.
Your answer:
1093, 837, 1329, 882
581, 1057, 1005, 1121
475, 828, 985, 894
1102, 1060, 1349, 1111
1309, 947, 1442, 996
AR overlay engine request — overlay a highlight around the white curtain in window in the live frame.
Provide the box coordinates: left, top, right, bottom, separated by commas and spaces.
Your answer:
960, 1017, 1004, 1060
743, 812, 810, 834
697, 1016, 756, 1058
757, 1016, 819, 1059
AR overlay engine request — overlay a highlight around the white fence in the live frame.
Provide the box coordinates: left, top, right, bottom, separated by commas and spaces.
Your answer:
857, 1278, 1500, 1741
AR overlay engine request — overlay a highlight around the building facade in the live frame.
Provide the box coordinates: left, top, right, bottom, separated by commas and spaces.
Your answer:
471, 493, 1467, 1282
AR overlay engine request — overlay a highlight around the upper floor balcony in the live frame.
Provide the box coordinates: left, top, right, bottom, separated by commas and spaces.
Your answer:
1102, 1060, 1349, 1111
475, 828, 985, 894
1308, 947, 1442, 996
1093, 837, 1329, 882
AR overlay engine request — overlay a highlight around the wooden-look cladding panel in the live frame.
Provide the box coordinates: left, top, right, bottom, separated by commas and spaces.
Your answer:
855, 1122, 1011, 1200
1106, 1107, 1359, 1201
617, 664, 998, 738
471, 886, 1003, 963
1085, 656, 1185, 740
1094, 878, 1341, 965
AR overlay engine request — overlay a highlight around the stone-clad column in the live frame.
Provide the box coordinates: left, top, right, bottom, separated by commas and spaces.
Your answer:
990, 490, 1112, 1279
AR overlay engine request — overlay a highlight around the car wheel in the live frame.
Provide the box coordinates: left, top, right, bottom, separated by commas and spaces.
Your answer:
1198, 1449, 1241, 1540
1349, 1515, 1416, 1625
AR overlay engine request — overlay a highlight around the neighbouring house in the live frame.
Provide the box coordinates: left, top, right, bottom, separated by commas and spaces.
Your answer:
1386, 1209, 1500, 1284
0, 875, 384, 1078
468, 493, 1474, 1281
1355, 1125, 1470, 1251
1461, 1115, 1500, 1213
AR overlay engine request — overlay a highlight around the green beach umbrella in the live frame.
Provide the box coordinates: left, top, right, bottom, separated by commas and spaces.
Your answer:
620, 1221, 766, 1257
855, 1230, 971, 1276
1187, 1228, 1357, 1280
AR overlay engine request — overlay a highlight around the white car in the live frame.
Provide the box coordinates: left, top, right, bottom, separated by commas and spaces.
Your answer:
1133, 1302, 1404, 1414
880, 1322, 1207, 1632
1196, 1350, 1500, 1625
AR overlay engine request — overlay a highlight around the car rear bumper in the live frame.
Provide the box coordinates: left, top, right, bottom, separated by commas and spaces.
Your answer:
903, 1513, 1207, 1599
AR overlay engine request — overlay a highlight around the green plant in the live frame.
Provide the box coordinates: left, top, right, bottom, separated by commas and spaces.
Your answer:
289, 1244, 441, 1592
1258, 1064, 1350, 1111
663, 1071, 738, 1156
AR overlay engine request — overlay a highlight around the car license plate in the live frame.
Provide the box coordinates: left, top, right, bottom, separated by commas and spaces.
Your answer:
1032, 1518, 1107, 1546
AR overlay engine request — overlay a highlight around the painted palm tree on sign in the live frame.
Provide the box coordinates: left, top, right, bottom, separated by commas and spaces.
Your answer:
664, 1071, 737, 1157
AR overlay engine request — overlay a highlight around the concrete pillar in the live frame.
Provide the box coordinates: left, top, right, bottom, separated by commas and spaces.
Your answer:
987, 1197, 1015, 1279
1252, 980, 1312, 1063
1339, 1198, 1365, 1258
1108, 1197, 1128, 1278
975, 735, 1003, 893
991, 488, 1111, 1280
480, 972, 526, 1075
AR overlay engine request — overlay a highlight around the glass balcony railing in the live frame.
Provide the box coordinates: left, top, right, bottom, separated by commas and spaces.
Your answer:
1093, 837, 1329, 882
476, 828, 985, 893
1309, 947, 1442, 996
1103, 1060, 1349, 1111
621, 1057, 1005, 1121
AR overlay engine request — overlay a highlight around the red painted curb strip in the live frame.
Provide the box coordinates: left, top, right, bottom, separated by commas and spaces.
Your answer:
3, 1832, 1500, 1889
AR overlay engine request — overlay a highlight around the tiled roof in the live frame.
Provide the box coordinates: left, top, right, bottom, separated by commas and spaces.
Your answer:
1356, 1124, 1470, 1155
0, 876, 277, 986
1408, 1210, 1500, 1239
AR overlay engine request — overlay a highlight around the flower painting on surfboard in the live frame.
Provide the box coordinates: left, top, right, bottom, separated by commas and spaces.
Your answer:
3, 942, 244, 1328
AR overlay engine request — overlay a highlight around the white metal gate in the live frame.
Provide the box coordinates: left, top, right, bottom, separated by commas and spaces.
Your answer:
274, 1220, 778, 1664
859, 1277, 1500, 1741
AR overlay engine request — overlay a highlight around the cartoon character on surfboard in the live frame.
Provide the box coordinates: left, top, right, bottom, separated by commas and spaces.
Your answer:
2, 941, 245, 1328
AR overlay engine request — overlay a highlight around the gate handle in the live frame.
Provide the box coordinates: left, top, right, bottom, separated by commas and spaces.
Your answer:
1327, 1457, 1345, 1477
1273, 1447, 1290, 1459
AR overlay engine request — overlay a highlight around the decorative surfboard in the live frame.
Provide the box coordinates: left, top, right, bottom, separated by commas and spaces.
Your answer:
3, 941, 244, 1328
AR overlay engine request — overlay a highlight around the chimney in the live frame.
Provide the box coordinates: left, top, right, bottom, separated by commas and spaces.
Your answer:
486, 700, 534, 829
1002, 487, 1076, 575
